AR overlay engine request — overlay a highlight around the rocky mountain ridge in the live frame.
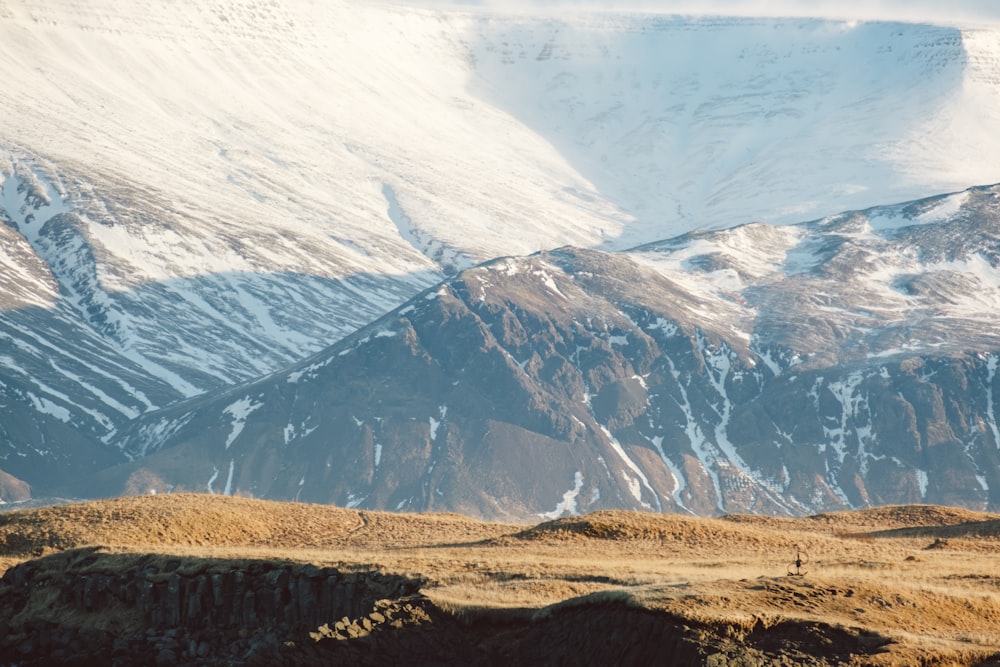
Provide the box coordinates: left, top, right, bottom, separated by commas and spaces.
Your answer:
3, 1, 1000, 515
93, 185, 1000, 519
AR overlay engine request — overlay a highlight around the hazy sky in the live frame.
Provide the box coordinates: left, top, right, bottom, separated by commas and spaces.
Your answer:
409, 0, 1000, 26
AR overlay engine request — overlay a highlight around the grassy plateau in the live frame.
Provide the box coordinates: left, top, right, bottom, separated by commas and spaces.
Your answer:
1, 494, 1000, 665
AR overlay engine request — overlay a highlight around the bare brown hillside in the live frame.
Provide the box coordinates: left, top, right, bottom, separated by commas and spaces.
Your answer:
2, 495, 1000, 666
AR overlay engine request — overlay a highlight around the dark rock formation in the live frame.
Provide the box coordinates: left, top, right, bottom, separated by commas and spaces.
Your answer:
0, 548, 420, 666
0, 548, 897, 667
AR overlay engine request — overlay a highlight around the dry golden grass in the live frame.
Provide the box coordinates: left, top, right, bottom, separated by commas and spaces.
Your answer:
3, 494, 1000, 665
0, 493, 515, 553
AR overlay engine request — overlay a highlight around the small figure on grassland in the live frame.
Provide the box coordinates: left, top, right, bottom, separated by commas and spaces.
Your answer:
788, 544, 808, 576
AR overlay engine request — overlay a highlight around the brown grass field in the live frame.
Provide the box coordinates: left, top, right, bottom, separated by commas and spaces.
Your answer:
2, 494, 1000, 665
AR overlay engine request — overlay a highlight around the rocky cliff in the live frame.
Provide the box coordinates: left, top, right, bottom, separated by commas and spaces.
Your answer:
0, 548, 891, 667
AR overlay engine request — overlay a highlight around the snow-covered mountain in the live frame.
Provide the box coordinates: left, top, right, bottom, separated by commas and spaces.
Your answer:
95, 184, 1000, 519
2, 0, 1000, 510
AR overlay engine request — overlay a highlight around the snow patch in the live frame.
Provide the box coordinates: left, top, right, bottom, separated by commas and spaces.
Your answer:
207, 466, 220, 494
534, 267, 568, 300
757, 349, 783, 376
666, 356, 724, 512
287, 357, 335, 384
645, 317, 678, 337
223, 396, 264, 449
648, 434, 688, 510
916, 468, 928, 499
868, 191, 970, 232
25, 391, 72, 423
824, 372, 867, 464
223, 459, 236, 496
539, 471, 585, 519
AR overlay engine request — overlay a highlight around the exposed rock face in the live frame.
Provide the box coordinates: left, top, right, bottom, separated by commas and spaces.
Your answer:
17, 553, 417, 629
0, 548, 421, 666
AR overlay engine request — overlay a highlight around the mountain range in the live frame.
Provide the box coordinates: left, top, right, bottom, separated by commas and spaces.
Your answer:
2, 0, 1000, 519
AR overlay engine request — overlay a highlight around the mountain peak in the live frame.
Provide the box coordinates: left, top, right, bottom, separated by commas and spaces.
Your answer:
3, 2, 1000, 517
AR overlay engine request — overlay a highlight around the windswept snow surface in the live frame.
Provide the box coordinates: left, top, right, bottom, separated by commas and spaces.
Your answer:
407, 1, 1000, 28
467, 14, 1000, 243
2, 2, 1000, 263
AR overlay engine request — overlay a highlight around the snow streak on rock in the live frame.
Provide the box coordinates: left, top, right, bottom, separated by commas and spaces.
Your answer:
223, 396, 263, 450
540, 471, 585, 519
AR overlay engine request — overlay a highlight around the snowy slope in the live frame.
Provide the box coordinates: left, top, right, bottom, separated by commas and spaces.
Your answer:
2, 3, 1000, 263
631, 185, 1000, 366
469, 15, 1000, 243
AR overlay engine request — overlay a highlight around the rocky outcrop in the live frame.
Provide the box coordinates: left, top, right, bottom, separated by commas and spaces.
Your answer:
0, 548, 421, 666
0, 549, 902, 666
